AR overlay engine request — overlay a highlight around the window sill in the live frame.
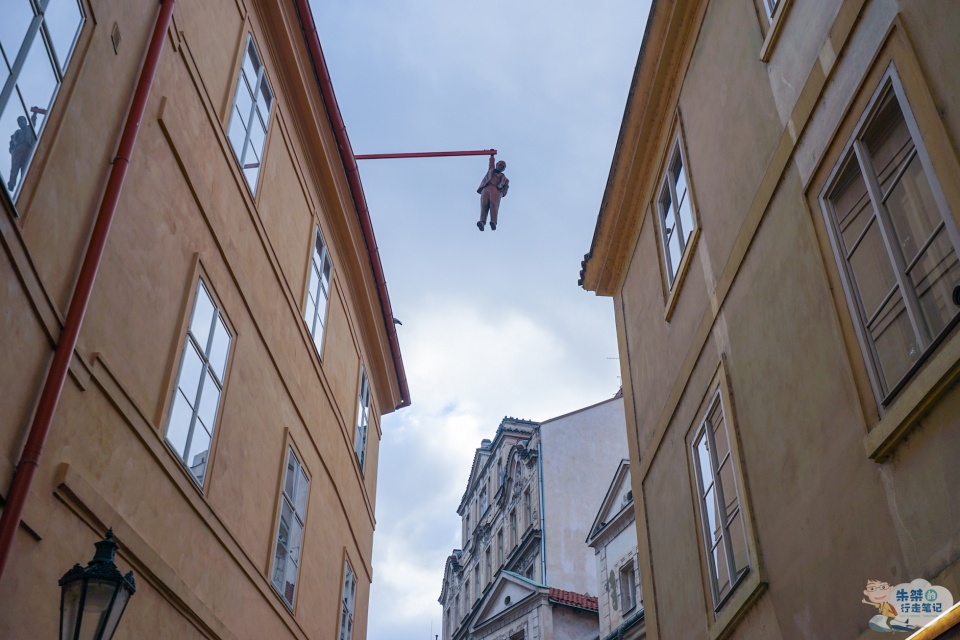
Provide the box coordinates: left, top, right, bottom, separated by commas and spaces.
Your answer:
758, 0, 794, 63
664, 227, 701, 322
864, 329, 960, 462
708, 570, 767, 640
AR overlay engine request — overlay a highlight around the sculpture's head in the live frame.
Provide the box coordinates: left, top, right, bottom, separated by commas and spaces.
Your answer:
496, 160, 506, 172
17, 116, 27, 128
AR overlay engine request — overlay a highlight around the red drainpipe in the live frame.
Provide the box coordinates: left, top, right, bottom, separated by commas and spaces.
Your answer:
292, 0, 411, 411
0, 0, 177, 579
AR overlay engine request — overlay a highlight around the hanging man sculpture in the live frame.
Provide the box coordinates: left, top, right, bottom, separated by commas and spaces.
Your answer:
7, 113, 37, 192
477, 155, 508, 231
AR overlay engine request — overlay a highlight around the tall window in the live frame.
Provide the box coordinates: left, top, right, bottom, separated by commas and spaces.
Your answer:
619, 561, 638, 612
464, 580, 470, 610
479, 486, 488, 514
227, 35, 273, 192
304, 227, 332, 356
497, 458, 503, 489
272, 447, 310, 609
523, 488, 532, 530
1, 0, 84, 200
691, 391, 749, 608
354, 367, 371, 471
509, 509, 517, 548
455, 594, 460, 622
657, 138, 696, 288
339, 561, 357, 640
484, 547, 491, 584
823, 70, 960, 403
473, 565, 480, 601
497, 529, 504, 567
166, 280, 231, 487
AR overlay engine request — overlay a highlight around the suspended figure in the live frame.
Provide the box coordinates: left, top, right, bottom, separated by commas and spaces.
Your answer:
477, 155, 508, 231
7, 113, 37, 192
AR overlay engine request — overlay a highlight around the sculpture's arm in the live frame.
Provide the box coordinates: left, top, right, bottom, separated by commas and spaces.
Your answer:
489, 154, 495, 170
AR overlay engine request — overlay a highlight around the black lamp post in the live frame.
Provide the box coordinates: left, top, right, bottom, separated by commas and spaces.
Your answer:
58, 529, 136, 640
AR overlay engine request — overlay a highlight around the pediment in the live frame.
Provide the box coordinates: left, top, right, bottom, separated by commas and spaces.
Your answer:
587, 460, 632, 544
471, 571, 544, 631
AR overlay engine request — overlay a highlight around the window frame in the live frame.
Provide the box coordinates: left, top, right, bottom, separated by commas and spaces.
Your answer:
304, 225, 332, 358
654, 125, 701, 320
523, 487, 532, 530
339, 559, 357, 640
353, 365, 371, 472
271, 444, 311, 611
1, 0, 86, 205
819, 65, 960, 409
164, 277, 233, 489
226, 33, 273, 194
619, 560, 638, 613
685, 363, 765, 638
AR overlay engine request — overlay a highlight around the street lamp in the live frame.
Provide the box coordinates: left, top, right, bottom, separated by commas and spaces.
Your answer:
59, 529, 136, 640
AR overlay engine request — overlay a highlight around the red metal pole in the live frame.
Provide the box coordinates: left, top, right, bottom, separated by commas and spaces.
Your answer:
355, 149, 497, 160
0, 0, 176, 580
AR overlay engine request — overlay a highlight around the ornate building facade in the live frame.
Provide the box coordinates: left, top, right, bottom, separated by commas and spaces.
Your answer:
440, 395, 628, 640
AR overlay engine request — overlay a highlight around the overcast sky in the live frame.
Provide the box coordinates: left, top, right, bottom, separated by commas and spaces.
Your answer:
311, 2, 651, 638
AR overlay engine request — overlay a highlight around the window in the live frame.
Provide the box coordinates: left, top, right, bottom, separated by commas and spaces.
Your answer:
485, 547, 491, 584
473, 564, 480, 601
465, 512, 471, 544
523, 488, 532, 530
762, 0, 779, 16
354, 366, 371, 471
455, 594, 460, 622
304, 227, 332, 356
227, 35, 273, 192
822, 69, 960, 403
464, 580, 470, 610
272, 447, 310, 609
691, 390, 749, 609
339, 561, 357, 640
479, 486, 487, 514
497, 530, 503, 567
509, 509, 517, 548
619, 562, 638, 612
165, 280, 231, 487
657, 137, 696, 289
497, 458, 503, 488
1, 0, 84, 200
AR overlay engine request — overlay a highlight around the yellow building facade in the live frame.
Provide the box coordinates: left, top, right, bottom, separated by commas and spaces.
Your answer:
582, 1, 960, 638
0, 0, 408, 637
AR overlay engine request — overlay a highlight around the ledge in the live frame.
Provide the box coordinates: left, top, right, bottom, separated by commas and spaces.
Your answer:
708, 571, 767, 640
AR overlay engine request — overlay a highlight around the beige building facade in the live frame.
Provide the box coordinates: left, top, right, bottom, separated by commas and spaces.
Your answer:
440, 396, 628, 640
0, 0, 407, 638
581, 0, 960, 638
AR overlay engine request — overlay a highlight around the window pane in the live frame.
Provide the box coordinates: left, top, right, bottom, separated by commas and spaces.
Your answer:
178, 342, 204, 407
886, 154, 945, 265
42, 0, 83, 72
227, 106, 247, 160
864, 91, 911, 196
190, 285, 216, 349
242, 42, 259, 84
717, 458, 738, 518
304, 296, 316, 333
272, 540, 288, 592
196, 378, 220, 432
848, 218, 897, 318
295, 470, 309, 516
165, 390, 193, 458
248, 116, 267, 164
694, 434, 713, 496
832, 161, 873, 251
286, 516, 303, 568
674, 158, 694, 247
16, 30, 58, 136
208, 318, 231, 381
243, 161, 260, 191
1, 99, 32, 194
870, 293, 916, 390
284, 450, 297, 499
726, 509, 750, 576
259, 75, 272, 112
910, 229, 960, 339
0, 3, 34, 67
702, 485, 719, 548
712, 529, 731, 600
188, 425, 211, 484
322, 255, 332, 283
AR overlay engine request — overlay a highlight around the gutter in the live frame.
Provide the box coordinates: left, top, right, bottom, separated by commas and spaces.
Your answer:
292, 0, 410, 410
0, 0, 178, 580
538, 440, 547, 584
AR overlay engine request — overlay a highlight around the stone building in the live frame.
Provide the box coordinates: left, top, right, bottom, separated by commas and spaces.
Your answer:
586, 460, 645, 640
580, 0, 960, 638
0, 0, 407, 638
439, 395, 628, 640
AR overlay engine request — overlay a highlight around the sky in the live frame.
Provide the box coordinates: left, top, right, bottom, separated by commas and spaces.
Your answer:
310, 2, 651, 638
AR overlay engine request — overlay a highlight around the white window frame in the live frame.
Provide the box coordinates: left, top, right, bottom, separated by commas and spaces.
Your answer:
1, 0, 85, 201
227, 34, 273, 193
165, 279, 232, 488
691, 390, 750, 611
619, 561, 638, 612
304, 226, 332, 356
339, 560, 357, 640
657, 135, 697, 290
820, 66, 960, 406
271, 446, 310, 609
354, 366, 371, 471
